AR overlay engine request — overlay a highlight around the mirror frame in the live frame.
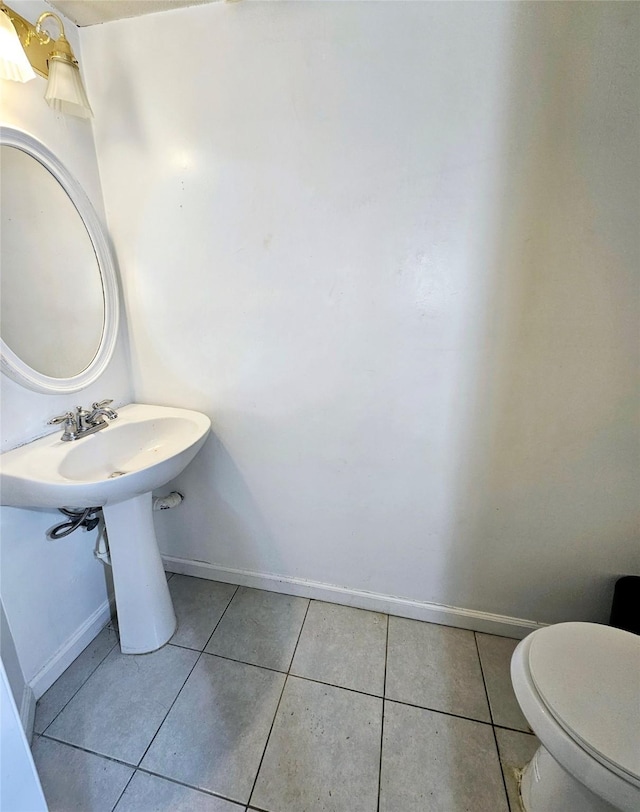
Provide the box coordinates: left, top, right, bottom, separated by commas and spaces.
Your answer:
0, 127, 119, 394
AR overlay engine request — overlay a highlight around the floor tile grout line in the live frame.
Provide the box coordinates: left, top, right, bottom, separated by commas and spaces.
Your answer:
283, 596, 312, 673
38, 733, 253, 810
473, 632, 495, 725
200, 584, 240, 653
247, 599, 312, 809
128, 764, 248, 807
287, 597, 312, 678
135, 585, 240, 769
39, 623, 119, 737
245, 674, 289, 809
109, 767, 137, 812
38, 732, 139, 769
474, 632, 511, 810
494, 723, 535, 736
376, 613, 390, 812
135, 650, 203, 768
185, 648, 290, 675
491, 722, 512, 811
379, 697, 510, 729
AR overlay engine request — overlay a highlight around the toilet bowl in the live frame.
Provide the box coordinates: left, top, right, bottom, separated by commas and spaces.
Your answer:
510, 622, 640, 812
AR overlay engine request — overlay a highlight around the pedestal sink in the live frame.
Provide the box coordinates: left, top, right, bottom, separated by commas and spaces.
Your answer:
0, 404, 211, 654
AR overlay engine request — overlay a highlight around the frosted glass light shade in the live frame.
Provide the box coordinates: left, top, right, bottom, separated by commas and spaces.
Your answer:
44, 58, 93, 119
0, 10, 36, 82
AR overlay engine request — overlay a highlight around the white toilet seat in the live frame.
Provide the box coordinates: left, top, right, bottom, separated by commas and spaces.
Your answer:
528, 623, 639, 780
511, 622, 640, 812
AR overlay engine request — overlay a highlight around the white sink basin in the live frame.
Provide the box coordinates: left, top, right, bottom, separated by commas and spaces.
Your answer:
0, 403, 211, 509
0, 403, 211, 655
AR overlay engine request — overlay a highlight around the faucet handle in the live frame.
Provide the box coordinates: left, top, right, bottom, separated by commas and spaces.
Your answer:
91, 399, 114, 409
48, 411, 74, 425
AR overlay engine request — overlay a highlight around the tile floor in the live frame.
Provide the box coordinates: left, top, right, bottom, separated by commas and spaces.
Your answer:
32, 574, 539, 812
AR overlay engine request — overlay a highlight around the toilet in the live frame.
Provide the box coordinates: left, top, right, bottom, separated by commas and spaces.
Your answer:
510, 622, 640, 812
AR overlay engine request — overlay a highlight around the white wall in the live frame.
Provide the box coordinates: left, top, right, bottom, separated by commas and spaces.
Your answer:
1, 598, 28, 718
0, 659, 46, 812
84, 1, 639, 628
0, 0, 133, 691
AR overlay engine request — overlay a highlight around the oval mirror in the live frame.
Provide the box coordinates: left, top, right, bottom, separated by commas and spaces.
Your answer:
0, 127, 119, 393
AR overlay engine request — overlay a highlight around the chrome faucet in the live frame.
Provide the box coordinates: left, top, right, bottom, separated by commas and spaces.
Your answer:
48, 400, 118, 441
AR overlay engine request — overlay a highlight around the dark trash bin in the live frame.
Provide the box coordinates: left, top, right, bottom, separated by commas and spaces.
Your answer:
609, 576, 640, 635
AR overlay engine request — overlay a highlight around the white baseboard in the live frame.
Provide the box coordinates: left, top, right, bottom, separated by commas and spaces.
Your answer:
162, 556, 545, 639
29, 597, 114, 700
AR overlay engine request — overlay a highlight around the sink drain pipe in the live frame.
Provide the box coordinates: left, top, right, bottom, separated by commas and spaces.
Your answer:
153, 491, 183, 511
93, 492, 182, 567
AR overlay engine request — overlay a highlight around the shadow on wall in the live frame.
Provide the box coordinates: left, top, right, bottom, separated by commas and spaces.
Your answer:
157, 428, 284, 576
445, 2, 640, 624
131, 1, 640, 626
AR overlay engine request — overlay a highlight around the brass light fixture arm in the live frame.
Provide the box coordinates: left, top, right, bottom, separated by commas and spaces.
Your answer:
0, 3, 76, 77
34, 12, 77, 67
30, 11, 62, 45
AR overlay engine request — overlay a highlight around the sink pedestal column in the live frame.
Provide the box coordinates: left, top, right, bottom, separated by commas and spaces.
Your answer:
102, 492, 176, 654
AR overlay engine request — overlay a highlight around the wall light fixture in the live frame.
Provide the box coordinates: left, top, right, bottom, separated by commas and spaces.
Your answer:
0, 3, 35, 82
0, 2, 93, 118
